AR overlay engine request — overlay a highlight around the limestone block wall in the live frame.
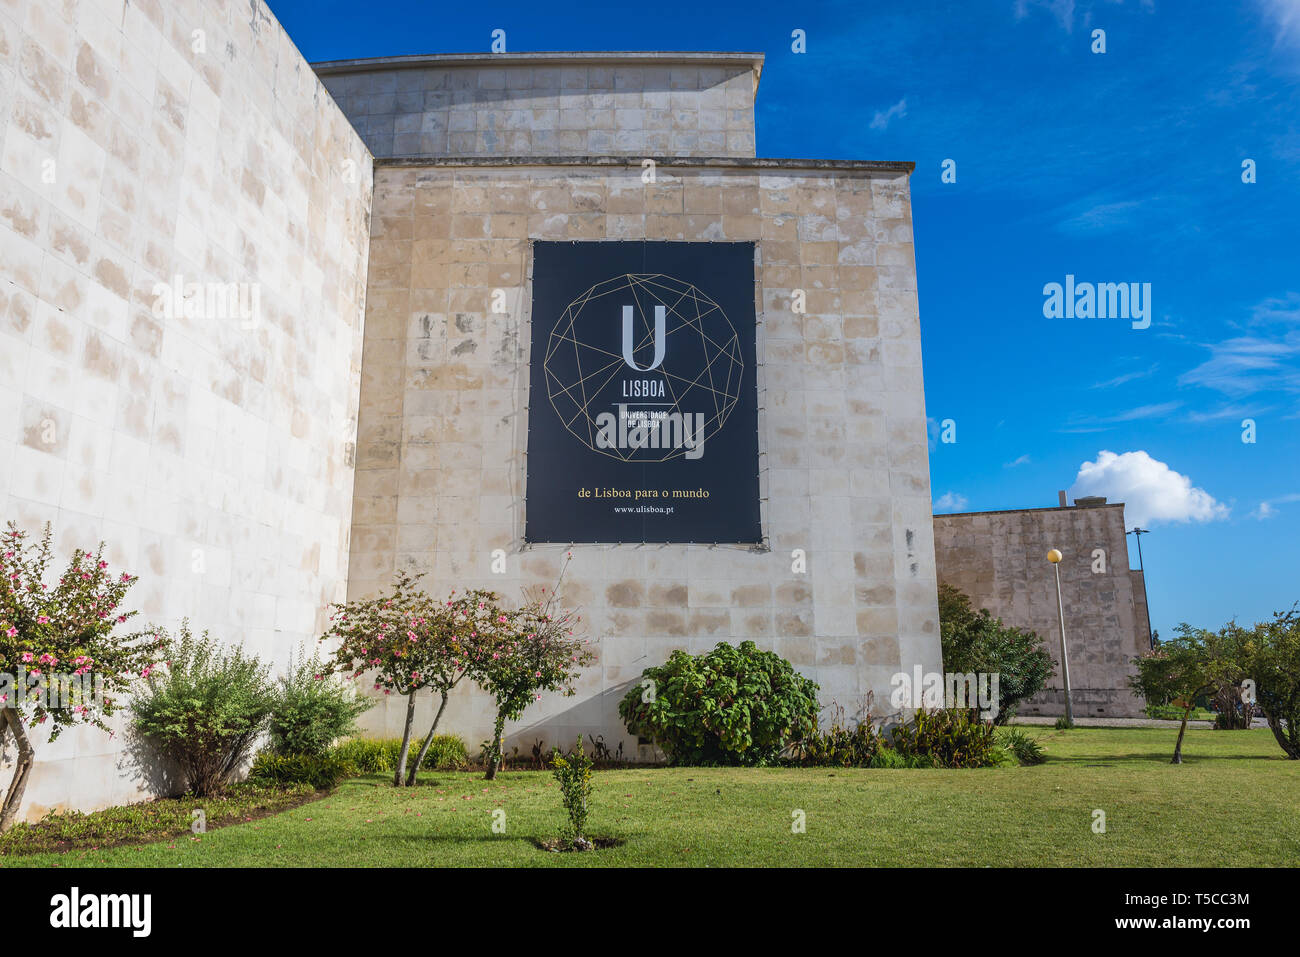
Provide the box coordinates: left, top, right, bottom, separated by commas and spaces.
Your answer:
315, 52, 761, 160
349, 158, 940, 756
0, 0, 372, 819
932, 504, 1149, 718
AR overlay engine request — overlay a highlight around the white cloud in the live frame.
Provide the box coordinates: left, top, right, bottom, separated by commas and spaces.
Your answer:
933, 491, 969, 513
1068, 450, 1229, 527
870, 98, 907, 131
1004, 454, 1032, 468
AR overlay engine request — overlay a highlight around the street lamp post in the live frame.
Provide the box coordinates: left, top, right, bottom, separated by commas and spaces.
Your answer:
1047, 548, 1074, 725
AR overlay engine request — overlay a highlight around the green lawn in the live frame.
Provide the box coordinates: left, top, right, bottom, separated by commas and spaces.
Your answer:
5, 727, 1298, 867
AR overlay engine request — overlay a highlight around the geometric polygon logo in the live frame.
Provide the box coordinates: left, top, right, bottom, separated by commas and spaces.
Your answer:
542, 273, 743, 462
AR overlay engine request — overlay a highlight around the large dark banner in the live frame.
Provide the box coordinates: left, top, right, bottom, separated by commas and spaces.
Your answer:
525, 241, 761, 544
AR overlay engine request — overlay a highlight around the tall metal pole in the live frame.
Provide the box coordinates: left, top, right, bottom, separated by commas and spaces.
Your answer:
1128, 527, 1154, 649
1052, 558, 1074, 725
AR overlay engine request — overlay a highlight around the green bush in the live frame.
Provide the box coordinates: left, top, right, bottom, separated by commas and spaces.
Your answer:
618, 641, 820, 766
888, 708, 1002, 768
790, 702, 881, 767
998, 727, 1046, 765
249, 752, 356, 790
329, 735, 469, 774
131, 623, 275, 797
1054, 715, 1075, 730
550, 736, 595, 846
269, 647, 372, 757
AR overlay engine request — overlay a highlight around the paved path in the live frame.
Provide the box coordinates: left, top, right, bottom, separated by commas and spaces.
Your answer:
1009, 716, 1216, 729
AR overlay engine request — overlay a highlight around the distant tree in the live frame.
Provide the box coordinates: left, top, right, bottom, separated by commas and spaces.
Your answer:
1245, 605, 1300, 759
1129, 624, 1218, 763
937, 584, 1052, 725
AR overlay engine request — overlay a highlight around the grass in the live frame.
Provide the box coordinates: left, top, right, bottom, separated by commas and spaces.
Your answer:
0, 782, 316, 858
3, 727, 1298, 867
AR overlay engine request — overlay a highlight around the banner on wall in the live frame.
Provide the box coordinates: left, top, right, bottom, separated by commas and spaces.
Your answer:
524, 241, 762, 544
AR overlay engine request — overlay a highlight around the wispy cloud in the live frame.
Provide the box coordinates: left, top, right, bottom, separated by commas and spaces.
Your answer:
933, 491, 969, 513
1252, 493, 1300, 519
1178, 332, 1300, 396
1060, 401, 1182, 432
870, 97, 907, 131
1258, 0, 1300, 48
1004, 454, 1032, 468
1013, 0, 1078, 31
1092, 363, 1159, 389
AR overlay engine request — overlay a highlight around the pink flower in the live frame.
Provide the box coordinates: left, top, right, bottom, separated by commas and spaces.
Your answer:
36, 615, 48, 624
20, 652, 33, 662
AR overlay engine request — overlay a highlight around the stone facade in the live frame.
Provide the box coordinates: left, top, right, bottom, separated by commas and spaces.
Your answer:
316, 52, 761, 160
0, 0, 372, 819
932, 502, 1151, 718
340, 51, 939, 756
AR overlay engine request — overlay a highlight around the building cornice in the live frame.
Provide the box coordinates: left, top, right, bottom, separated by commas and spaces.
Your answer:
373, 155, 915, 174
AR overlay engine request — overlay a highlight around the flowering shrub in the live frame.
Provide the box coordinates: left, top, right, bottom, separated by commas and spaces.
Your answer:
320, 573, 503, 786
131, 623, 276, 797
268, 646, 371, 757
0, 523, 160, 831
477, 571, 593, 780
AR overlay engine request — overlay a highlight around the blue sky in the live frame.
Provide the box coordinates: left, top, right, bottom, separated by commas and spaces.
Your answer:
270, 0, 1300, 640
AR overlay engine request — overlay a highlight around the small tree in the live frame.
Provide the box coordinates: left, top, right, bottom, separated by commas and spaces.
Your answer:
321, 574, 498, 786
0, 523, 160, 831
938, 584, 1052, 724
478, 565, 592, 780
1129, 624, 1216, 763
1247, 605, 1300, 759
550, 735, 595, 848
403, 590, 503, 785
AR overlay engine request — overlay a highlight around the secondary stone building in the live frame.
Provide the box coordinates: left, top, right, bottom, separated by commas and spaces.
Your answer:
933, 495, 1152, 718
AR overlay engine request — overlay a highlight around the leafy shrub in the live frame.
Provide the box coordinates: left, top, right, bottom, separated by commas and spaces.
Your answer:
790, 701, 881, 767
131, 624, 275, 797
939, 584, 1052, 723
888, 708, 1002, 769
618, 640, 820, 766
1054, 716, 1075, 730
550, 736, 595, 846
269, 646, 371, 757
998, 727, 1046, 765
329, 735, 469, 774
249, 752, 356, 790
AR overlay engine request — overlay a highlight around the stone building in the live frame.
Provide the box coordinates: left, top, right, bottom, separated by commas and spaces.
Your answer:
0, 0, 371, 819
317, 50, 942, 757
0, 0, 938, 819
932, 496, 1152, 718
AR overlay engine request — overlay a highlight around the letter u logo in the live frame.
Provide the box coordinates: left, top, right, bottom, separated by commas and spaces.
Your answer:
622, 304, 666, 372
